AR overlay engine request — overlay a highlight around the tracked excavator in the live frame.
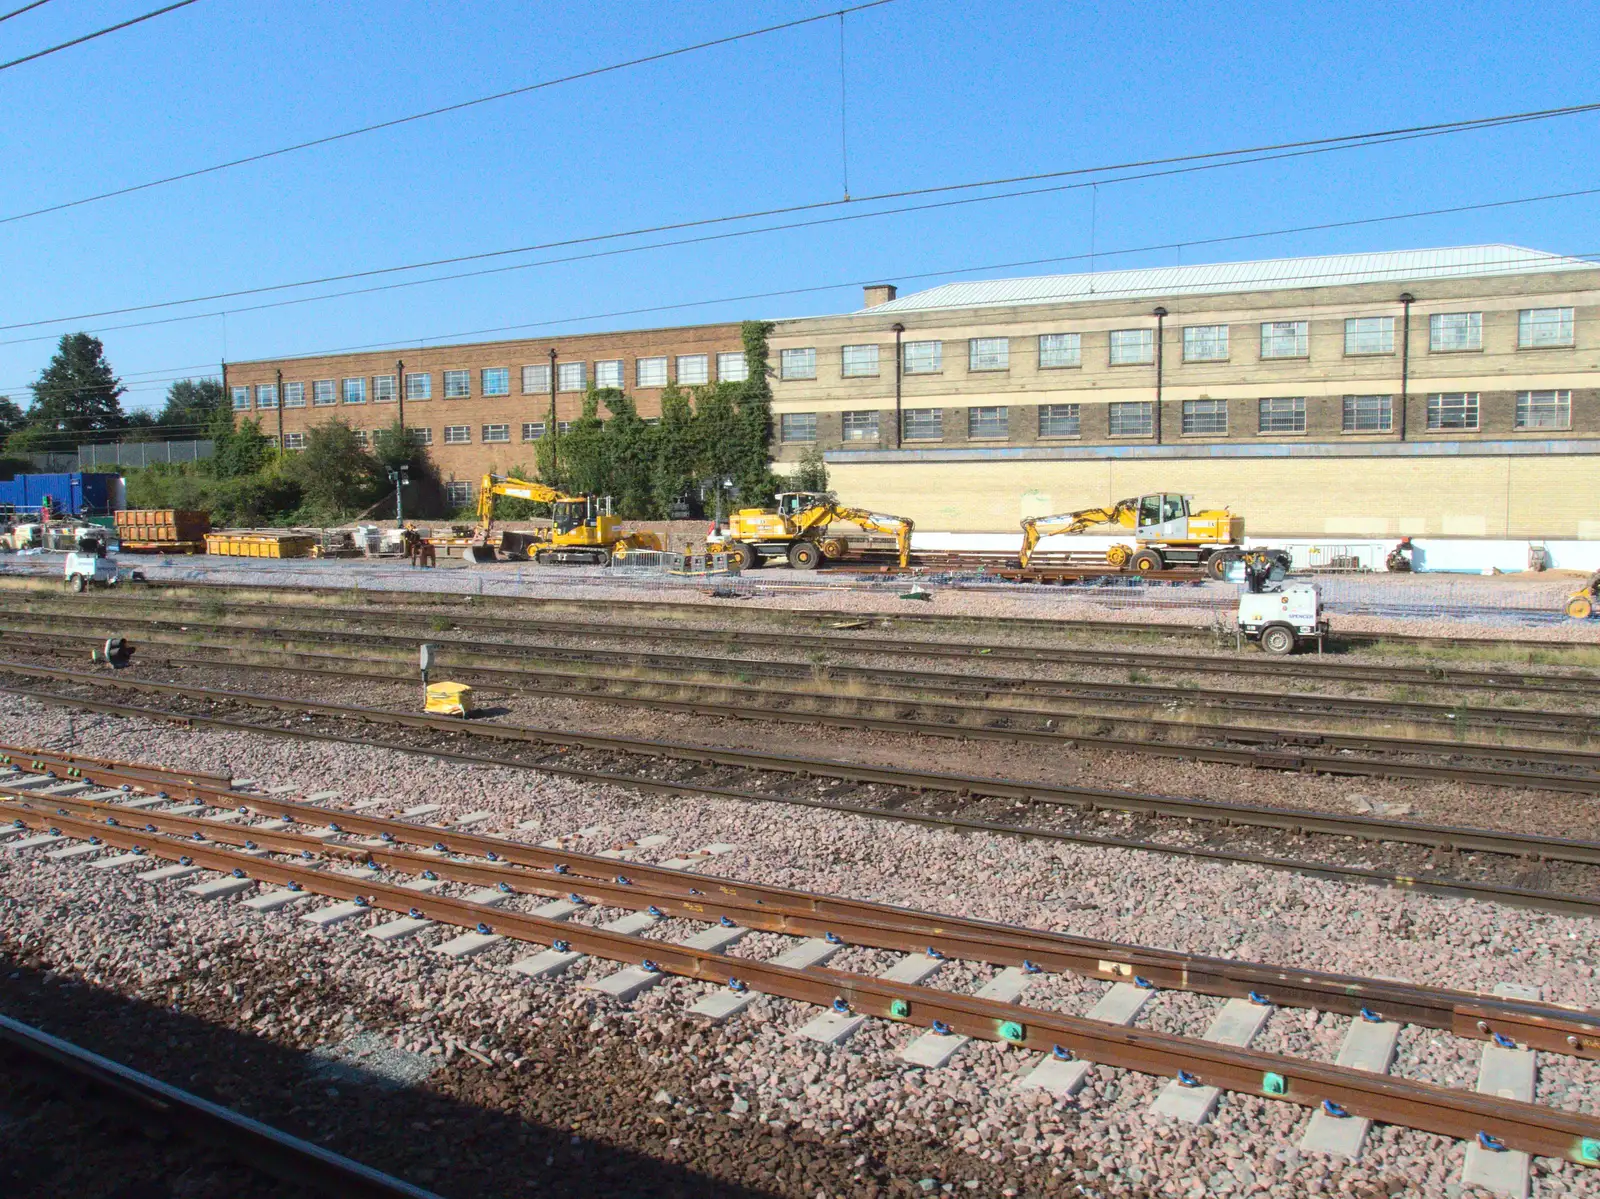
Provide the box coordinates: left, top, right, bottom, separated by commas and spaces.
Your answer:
1018, 492, 1263, 578
464, 474, 663, 566
708, 491, 914, 570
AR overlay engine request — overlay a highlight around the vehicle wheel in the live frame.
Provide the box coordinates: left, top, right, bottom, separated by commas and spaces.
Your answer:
1205, 552, 1237, 580
70, 574, 86, 593
1260, 624, 1296, 655
1568, 596, 1595, 620
726, 542, 757, 571
1130, 549, 1164, 573
788, 540, 821, 570
596, 548, 613, 567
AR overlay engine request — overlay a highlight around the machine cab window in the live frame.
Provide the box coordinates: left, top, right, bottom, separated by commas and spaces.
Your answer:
1136, 493, 1191, 533
552, 500, 589, 534
776, 492, 829, 517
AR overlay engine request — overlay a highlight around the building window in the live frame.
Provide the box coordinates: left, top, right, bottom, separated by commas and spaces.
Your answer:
255, 384, 278, 409
283, 382, 305, 408
969, 338, 1010, 372
677, 354, 709, 385
901, 408, 942, 441
1181, 399, 1227, 435
266, 435, 279, 449
482, 423, 510, 443
557, 362, 586, 392
1108, 328, 1154, 366
636, 357, 668, 388
1427, 392, 1479, 431
1108, 401, 1154, 437
1342, 395, 1393, 433
1430, 312, 1482, 352
903, 340, 942, 374
405, 372, 432, 400
282, 432, 305, 450
967, 406, 1009, 439
1258, 397, 1306, 434
1515, 389, 1571, 430
557, 421, 572, 435
443, 370, 470, 399
521, 364, 550, 394
352, 429, 369, 447
779, 347, 817, 380
1038, 332, 1081, 368
230, 385, 250, 410
481, 368, 510, 397
1260, 320, 1309, 359
521, 421, 546, 442
342, 377, 366, 404
594, 360, 623, 390
1519, 306, 1575, 348
444, 481, 472, 508
372, 374, 397, 403
443, 425, 471, 444
1344, 316, 1395, 356
312, 380, 336, 407
1038, 403, 1080, 437
779, 412, 817, 442
717, 351, 748, 382
840, 344, 879, 377
409, 427, 432, 446
1182, 325, 1229, 362
841, 411, 879, 441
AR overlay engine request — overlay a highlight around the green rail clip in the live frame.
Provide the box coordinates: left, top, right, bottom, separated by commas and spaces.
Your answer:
998, 1021, 1025, 1044
888, 999, 910, 1019
1580, 1138, 1600, 1165
1262, 1072, 1287, 1095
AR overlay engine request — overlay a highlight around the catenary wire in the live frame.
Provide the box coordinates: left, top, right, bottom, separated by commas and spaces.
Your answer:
5, 98, 1599, 332
0, 0, 905, 225
0, 0, 56, 24
0, 0, 201, 73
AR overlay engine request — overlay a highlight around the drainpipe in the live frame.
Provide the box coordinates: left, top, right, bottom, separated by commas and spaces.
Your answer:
1398, 293, 1414, 441
547, 348, 559, 474
396, 358, 405, 431
275, 369, 284, 458
891, 322, 905, 448
1151, 307, 1167, 443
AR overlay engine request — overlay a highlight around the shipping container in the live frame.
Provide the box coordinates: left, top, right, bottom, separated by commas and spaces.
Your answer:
0, 472, 122, 516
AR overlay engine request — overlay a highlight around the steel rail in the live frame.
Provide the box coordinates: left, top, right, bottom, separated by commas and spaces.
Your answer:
13, 773, 1598, 1062
7, 803, 1599, 1167
0, 1014, 443, 1199
10, 679, 1600, 921
8, 594, 1598, 694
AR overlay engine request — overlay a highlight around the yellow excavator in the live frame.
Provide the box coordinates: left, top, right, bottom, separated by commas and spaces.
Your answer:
464, 474, 663, 566
1567, 571, 1599, 620
708, 491, 914, 570
1019, 492, 1248, 578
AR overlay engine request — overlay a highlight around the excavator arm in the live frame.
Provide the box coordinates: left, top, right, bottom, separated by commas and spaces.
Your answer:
795, 504, 916, 568
1018, 498, 1138, 566
473, 474, 581, 542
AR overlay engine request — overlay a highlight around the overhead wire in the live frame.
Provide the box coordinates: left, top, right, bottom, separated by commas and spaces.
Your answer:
0, 0, 201, 73
0, 0, 56, 24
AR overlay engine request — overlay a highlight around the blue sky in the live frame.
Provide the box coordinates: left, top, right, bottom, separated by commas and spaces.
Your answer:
2, 0, 1598, 419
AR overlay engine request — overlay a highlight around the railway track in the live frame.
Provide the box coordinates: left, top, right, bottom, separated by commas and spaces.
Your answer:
3, 747, 1598, 1176
6, 663, 1600, 914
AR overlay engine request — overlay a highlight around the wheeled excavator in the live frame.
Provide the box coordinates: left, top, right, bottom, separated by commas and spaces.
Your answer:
1018, 492, 1252, 578
707, 492, 914, 570
464, 474, 663, 565
1568, 571, 1600, 620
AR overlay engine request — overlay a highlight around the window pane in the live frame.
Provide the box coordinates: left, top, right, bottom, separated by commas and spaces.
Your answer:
1260, 320, 1309, 358
1257, 397, 1306, 434
283, 382, 305, 408
1426, 393, 1479, 430
636, 357, 668, 388
1182, 325, 1229, 362
780, 348, 816, 380
779, 412, 817, 442
1038, 333, 1081, 368
1342, 395, 1393, 432
521, 364, 550, 394
717, 351, 748, 382
901, 408, 942, 441
1429, 312, 1482, 352
482, 423, 510, 443
520, 422, 545, 442
444, 481, 471, 507
408, 427, 432, 446
1519, 307, 1574, 347
594, 360, 624, 389
443, 370, 470, 398
231, 386, 250, 410
443, 425, 471, 444
557, 362, 586, 391
372, 374, 397, 403
557, 421, 572, 435
342, 377, 366, 404
969, 338, 1009, 371
967, 406, 1009, 438
1344, 317, 1395, 355
282, 432, 305, 450
841, 411, 879, 441
1108, 401, 1153, 436
1515, 389, 1570, 429
1108, 328, 1154, 365
1038, 403, 1080, 437
255, 384, 277, 409
903, 341, 942, 373
841, 344, 879, 377
1181, 399, 1227, 435
677, 354, 709, 385
481, 368, 509, 396
313, 380, 336, 406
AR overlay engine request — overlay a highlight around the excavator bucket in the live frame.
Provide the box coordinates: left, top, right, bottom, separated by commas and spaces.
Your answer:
463, 545, 498, 565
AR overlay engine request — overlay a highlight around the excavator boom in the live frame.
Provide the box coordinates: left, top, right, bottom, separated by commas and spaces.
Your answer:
1019, 499, 1137, 566
807, 504, 915, 569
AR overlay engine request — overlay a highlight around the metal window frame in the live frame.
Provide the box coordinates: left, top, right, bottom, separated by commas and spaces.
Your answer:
1341, 394, 1393, 433
230, 385, 251, 410
1343, 316, 1395, 356
902, 340, 943, 374
255, 384, 278, 409
1037, 403, 1081, 437
282, 432, 305, 450
312, 379, 336, 407
779, 412, 818, 443
968, 337, 1010, 372
556, 362, 587, 392
404, 372, 432, 400
1107, 401, 1154, 437
900, 407, 943, 441
593, 360, 624, 390
442, 370, 471, 399
481, 368, 510, 397
372, 375, 397, 403
780, 347, 817, 380
1514, 389, 1571, 430
840, 344, 880, 378
716, 351, 748, 382
840, 410, 880, 441
1428, 311, 1482, 353
1107, 328, 1154, 366
1518, 306, 1575, 348
1257, 396, 1306, 434
444, 481, 472, 505
481, 423, 511, 443
1260, 320, 1309, 359
520, 422, 545, 442
408, 427, 433, 446
1181, 325, 1229, 363
676, 354, 710, 386
636, 357, 669, 388
443, 424, 472, 444
1180, 398, 1228, 435
520, 364, 551, 394
966, 405, 1009, 439
1426, 392, 1480, 431
1038, 332, 1081, 368
341, 377, 366, 404
282, 382, 306, 408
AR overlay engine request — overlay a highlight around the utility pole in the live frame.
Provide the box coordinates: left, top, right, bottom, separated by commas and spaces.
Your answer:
1151, 307, 1167, 443
275, 368, 284, 457
547, 347, 559, 475
396, 358, 405, 430
891, 323, 905, 448
1398, 293, 1414, 441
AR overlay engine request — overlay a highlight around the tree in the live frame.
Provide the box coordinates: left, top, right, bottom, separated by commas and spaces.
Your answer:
286, 419, 381, 514
372, 418, 445, 518
729, 321, 778, 508
159, 379, 228, 431
650, 384, 697, 516
558, 390, 610, 497
791, 443, 830, 495
212, 414, 272, 479
27, 333, 126, 438
0, 396, 23, 442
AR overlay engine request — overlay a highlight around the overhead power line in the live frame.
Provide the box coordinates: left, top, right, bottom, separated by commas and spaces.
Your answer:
0, 0, 57, 24
0, 0, 201, 73
0, 0, 904, 225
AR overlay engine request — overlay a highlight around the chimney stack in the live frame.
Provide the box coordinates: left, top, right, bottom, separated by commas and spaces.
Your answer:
863, 283, 897, 307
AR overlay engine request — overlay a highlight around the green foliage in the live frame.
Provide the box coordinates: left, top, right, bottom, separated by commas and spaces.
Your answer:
124, 460, 302, 528
791, 443, 830, 494
733, 321, 776, 506
0, 396, 24, 442
285, 419, 382, 517
212, 414, 272, 479
159, 379, 228, 431
26, 333, 127, 441
649, 384, 697, 516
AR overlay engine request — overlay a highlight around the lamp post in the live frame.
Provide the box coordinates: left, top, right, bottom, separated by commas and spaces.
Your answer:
389, 463, 409, 525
